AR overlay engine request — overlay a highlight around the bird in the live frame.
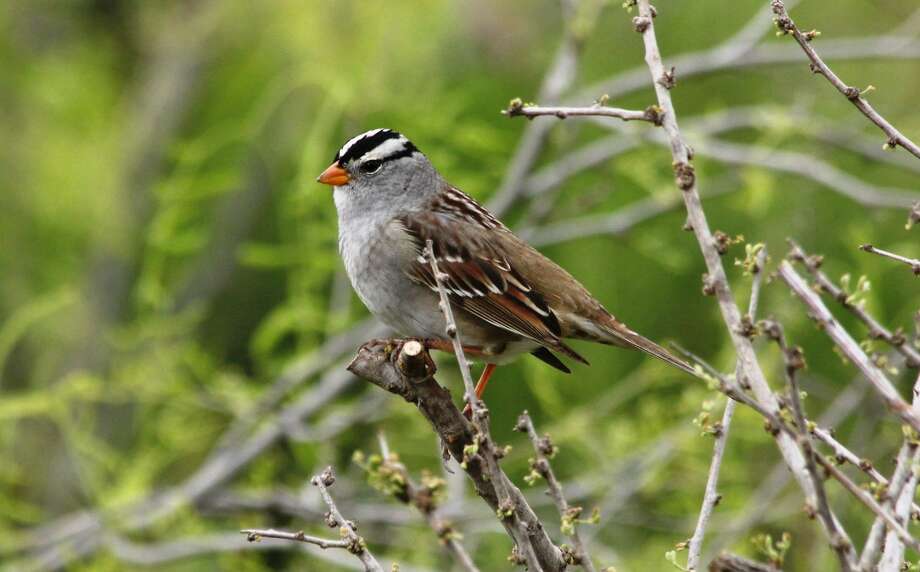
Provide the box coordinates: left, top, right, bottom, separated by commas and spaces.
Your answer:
317, 128, 695, 410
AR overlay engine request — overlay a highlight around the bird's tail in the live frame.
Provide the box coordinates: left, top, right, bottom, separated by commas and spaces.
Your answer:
586, 316, 698, 377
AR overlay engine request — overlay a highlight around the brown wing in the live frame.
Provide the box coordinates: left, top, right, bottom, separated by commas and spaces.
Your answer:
397, 190, 587, 365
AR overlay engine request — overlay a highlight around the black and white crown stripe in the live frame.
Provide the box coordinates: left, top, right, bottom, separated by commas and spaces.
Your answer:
334, 128, 420, 166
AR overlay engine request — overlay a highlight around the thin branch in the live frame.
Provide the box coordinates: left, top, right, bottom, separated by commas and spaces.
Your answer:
811, 452, 920, 554
687, 248, 767, 572
424, 243, 555, 571
877, 446, 920, 571
521, 108, 920, 210
707, 384, 866, 561
788, 241, 920, 368
860, 366, 920, 570
766, 321, 857, 570
241, 529, 350, 550
503, 100, 662, 124
102, 532, 403, 571
770, 0, 920, 159
629, 0, 824, 550
777, 261, 920, 433
859, 244, 920, 276
347, 340, 567, 572
515, 411, 597, 572
424, 241, 479, 414
679, 347, 920, 558
311, 467, 384, 572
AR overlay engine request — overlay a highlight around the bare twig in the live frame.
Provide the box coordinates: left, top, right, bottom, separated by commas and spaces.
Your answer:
424, 242, 479, 413
877, 447, 920, 571
859, 367, 920, 570
680, 347, 920, 558
687, 248, 768, 571
859, 244, 920, 276
788, 241, 920, 368
766, 321, 857, 570
515, 411, 597, 572
311, 467, 383, 572
241, 528, 350, 550
629, 0, 822, 542
777, 261, 920, 432
503, 100, 662, 124
811, 453, 920, 554
770, 0, 920, 160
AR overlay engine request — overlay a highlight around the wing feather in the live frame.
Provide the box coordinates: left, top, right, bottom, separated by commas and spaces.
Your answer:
397, 192, 584, 365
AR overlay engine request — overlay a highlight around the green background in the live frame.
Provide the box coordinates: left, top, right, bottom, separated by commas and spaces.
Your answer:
1, 0, 918, 570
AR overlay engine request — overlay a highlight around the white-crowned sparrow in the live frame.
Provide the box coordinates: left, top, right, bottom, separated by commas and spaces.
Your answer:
318, 128, 694, 402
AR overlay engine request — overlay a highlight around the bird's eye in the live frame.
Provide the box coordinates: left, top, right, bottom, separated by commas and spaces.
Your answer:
360, 159, 383, 175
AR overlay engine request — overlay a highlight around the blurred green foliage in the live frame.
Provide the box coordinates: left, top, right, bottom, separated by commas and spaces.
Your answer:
0, 0, 918, 570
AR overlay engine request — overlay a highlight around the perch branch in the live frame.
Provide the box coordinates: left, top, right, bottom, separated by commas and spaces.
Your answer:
347, 340, 566, 571
770, 0, 920, 159
516, 411, 597, 572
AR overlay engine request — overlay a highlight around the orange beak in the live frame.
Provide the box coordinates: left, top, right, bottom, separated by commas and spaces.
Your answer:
316, 163, 350, 186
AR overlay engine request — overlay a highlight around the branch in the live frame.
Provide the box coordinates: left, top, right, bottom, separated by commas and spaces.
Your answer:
578, 36, 920, 111
777, 261, 920, 433
788, 241, 920, 368
422, 242, 553, 569
503, 99, 663, 125
241, 529, 350, 550
770, 0, 920, 159
766, 321, 857, 569
515, 411, 597, 572
860, 366, 920, 569
859, 244, 920, 276
346, 340, 566, 572
877, 446, 920, 571
687, 248, 768, 572
310, 467, 383, 572
629, 0, 823, 545
680, 346, 920, 559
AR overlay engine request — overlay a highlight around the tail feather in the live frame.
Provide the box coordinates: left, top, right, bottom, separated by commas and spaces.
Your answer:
585, 316, 697, 377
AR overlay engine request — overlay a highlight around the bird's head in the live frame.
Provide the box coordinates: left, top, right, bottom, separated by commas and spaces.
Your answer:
317, 129, 439, 214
